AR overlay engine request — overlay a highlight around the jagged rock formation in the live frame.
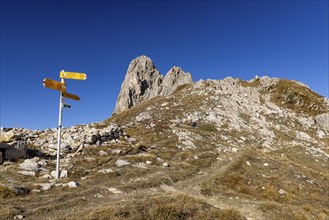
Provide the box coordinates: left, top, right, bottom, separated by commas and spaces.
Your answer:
113, 55, 192, 114
160, 66, 193, 95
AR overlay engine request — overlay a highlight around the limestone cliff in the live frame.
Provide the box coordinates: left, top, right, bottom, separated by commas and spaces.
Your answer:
113, 55, 192, 114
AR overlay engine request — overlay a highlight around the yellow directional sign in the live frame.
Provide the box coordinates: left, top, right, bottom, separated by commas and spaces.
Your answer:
43, 78, 66, 92
60, 71, 87, 80
62, 91, 80, 101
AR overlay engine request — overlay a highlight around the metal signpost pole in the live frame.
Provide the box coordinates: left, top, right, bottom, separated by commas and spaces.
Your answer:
56, 78, 65, 179
43, 70, 86, 179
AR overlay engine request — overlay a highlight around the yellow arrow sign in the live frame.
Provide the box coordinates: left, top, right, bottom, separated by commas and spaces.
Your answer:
62, 91, 80, 101
43, 78, 66, 92
60, 71, 87, 80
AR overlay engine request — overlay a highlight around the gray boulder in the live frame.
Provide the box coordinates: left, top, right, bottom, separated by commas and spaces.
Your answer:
315, 113, 329, 130
0, 141, 27, 162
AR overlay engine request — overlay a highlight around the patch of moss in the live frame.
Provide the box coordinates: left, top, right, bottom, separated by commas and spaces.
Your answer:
197, 123, 217, 132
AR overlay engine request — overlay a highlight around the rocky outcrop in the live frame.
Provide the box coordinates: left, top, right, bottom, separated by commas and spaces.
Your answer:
113, 55, 192, 114
0, 123, 125, 163
160, 66, 193, 96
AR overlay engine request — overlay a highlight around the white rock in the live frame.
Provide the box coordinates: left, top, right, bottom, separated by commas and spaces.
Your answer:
231, 148, 238, 153
296, 131, 311, 141
98, 168, 114, 174
14, 215, 24, 219
106, 187, 123, 194
162, 162, 170, 167
115, 159, 131, 167
112, 149, 121, 154
98, 150, 108, 156
246, 161, 251, 166
35, 183, 52, 190
66, 181, 79, 188
263, 163, 269, 167
278, 188, 286, 195
17, 170, 36, 176
51, 170, 68, 178
39, 174, 52, 179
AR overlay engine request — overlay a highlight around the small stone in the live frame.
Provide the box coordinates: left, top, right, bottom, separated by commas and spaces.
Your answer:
39, 174, 52, 179
67, 181, 79, 188
231, 148, 238, 153
17, 170, 36, 176
112, 149, 121, 154
162, 162, 170, 167
145, 160, 152, 165
115, 159, 131, 167
35, 183, 52, 190
2, 161, 14, 166
194, 155, 198, 160
246, 161, 251, 166
263, 163, 269, 167
51, 170, 68, 178
14, 214, 24, 219
95, 193, 104, 198
279, 189, 286, 196
107, 187, 123, 194
98, 168, 114, 174
98, 150, 108, 156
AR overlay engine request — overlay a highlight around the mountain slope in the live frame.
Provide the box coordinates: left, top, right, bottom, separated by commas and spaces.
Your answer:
0, 61, 328, 219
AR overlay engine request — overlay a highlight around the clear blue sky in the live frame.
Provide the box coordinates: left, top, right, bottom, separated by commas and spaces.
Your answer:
1, 1, 328, 130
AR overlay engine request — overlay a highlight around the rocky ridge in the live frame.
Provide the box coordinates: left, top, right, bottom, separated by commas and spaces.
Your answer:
113, 55, 192, 114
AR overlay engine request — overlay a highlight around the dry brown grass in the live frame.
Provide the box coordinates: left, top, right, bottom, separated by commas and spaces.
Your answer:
268, 79, 327, 116
239, 79, 261, 88
0, 185, 15, 198
200, 146, 329, 218
63, 194, 246, 220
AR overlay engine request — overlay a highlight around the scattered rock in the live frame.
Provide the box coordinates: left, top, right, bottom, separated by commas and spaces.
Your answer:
17, 170, 36, 176
0, 142, 27, 161
104, 187, 123, 194
66, 181, 79, 188
14, 215, 24, 219
98, 168, 114, 174
279, 188, 286, 196
115, 159, 131, 167
51, 170, 68, 178
246, 161, 251, 166
0, 130, 17, 142
12, 186, 30, 196
98, 150, 108, 156
163, 162, 170, 167
19, 158, 40, 171
231, 148, 238, 153
35, 183, 53, 190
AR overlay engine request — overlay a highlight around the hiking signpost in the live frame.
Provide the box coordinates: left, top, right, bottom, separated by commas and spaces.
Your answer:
43, 70, 87, 179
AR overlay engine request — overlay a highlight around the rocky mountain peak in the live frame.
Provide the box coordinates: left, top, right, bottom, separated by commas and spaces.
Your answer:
160, 66, 192, 96
113, 56, 192, 114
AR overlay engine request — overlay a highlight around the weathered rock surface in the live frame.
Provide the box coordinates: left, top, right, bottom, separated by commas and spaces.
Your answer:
0, 123, 124, 162
160, 66, 192, 96
113, 55, 192, 114
0, 142, 27, 162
